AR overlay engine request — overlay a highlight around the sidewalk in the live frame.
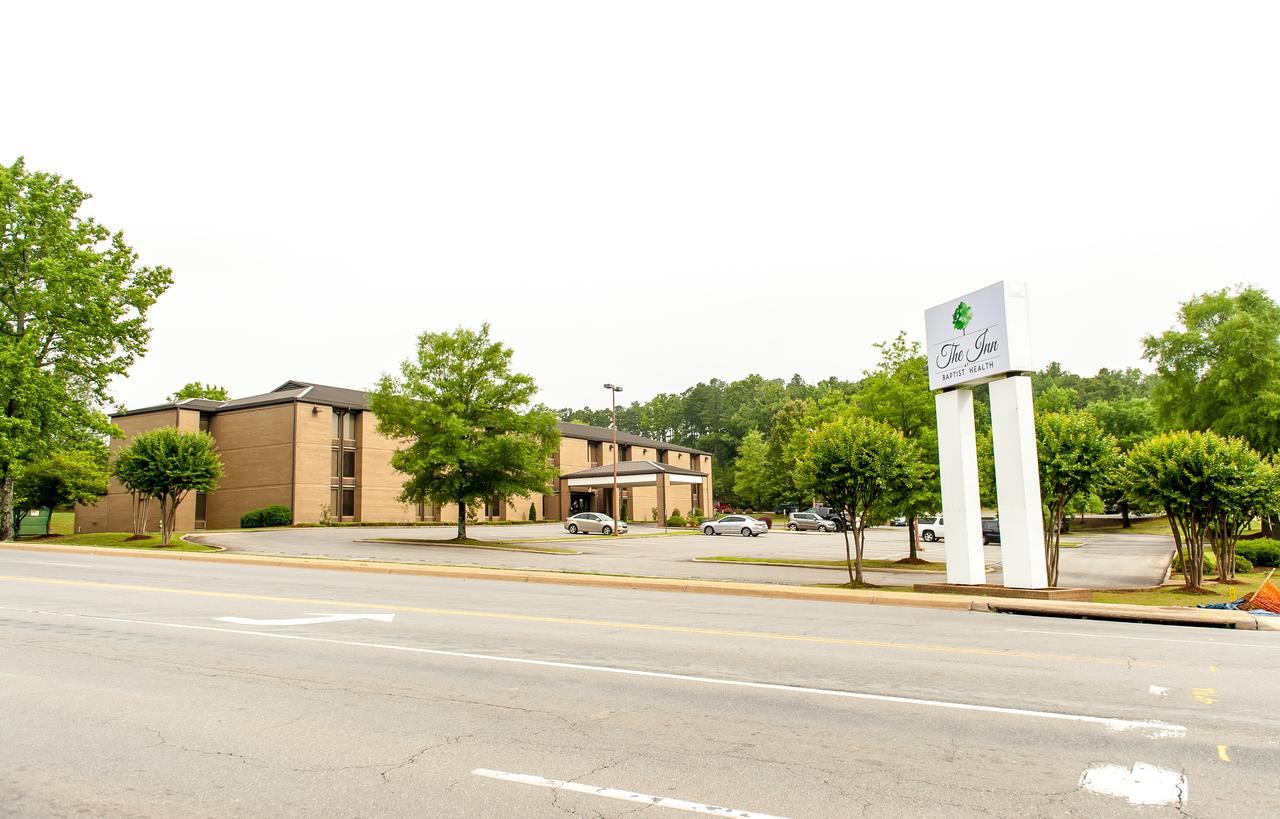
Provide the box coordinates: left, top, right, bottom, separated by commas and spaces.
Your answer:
4, 541, 1275, 631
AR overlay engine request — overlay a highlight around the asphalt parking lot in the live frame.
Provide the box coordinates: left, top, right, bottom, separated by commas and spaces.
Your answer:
198, 522, 1174, 589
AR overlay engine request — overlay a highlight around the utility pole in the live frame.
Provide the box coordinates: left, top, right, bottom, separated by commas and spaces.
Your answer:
603, 383, 623, 535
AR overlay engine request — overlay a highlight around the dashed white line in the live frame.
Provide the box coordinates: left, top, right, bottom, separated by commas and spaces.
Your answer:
472, 768, 786, 818
0, 605, 1187, 738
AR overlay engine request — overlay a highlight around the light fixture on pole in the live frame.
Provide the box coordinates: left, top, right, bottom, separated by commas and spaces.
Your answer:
603, 383, 623, 536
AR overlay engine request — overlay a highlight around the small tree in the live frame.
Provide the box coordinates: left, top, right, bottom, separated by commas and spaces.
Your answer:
732, 429, 772, 510
12, 448, 109, 528
370, 324, 560, 540
168, 382, 230, 402
1037, 411, 1120, 586
1208, 447, 1279, 582
796, 414, 922, 586
111, 428, 222, 545
1123, 430, 1250, 592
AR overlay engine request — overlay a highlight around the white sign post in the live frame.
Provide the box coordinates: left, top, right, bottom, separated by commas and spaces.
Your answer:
925, 281, 1047, 589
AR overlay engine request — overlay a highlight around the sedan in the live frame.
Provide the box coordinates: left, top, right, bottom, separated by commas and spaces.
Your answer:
702, 515, 769, 537
564, 512, 627, 535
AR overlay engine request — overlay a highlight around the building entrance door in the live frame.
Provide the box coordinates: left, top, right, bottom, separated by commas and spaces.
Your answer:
569, 492, 593, 515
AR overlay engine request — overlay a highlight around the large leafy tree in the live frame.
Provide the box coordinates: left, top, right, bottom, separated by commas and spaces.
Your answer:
1036, 411, 1120, 586
111, 428, 223, 546
795, 414, 922, 586
371, 324, 560, 540
168, 382, 230, 402
12, 446, 108, 528
1088, 397, 1158, 527
731, 429, 772, 510
0, 157, 171, 540
854, 332, 938, 561
1144, 286, 1280, 455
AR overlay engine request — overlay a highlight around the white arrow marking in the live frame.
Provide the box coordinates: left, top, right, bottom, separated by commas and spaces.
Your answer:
1148, 685, 1170, 697
1079, 763, 1187, 807
214, 613, 395, 626
472, 769, 787, 818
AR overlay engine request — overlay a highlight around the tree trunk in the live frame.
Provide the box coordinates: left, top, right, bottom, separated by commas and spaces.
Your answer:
907, 508, 919, 559
853, 524, 865, 585
1120, 500, 1131, 529
840, 525, 854, 586
0, 473, 14, 542
159, 495, 171, 546
457, 501, 467, 540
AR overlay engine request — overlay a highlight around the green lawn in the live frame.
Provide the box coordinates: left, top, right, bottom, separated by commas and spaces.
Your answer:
38, 531, 217, 552
1070, 515, 1173, 536
699, 555, 948, 571
49, 510, 75, 536
1091, 571, 1275, 607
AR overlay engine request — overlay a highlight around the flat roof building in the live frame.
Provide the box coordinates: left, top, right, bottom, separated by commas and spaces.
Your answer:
75, 381, 712, 533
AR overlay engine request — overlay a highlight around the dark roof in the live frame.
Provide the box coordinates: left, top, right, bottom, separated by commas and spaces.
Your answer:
112, 382, 706, 456
562, 460, 706, 479
555, 421, 709, 456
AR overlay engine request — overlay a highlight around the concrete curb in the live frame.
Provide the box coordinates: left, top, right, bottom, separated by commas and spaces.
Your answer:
4, 541, 1275, 629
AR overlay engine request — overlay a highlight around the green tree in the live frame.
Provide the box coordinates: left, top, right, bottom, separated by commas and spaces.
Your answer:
732, 429, 772, 510
853, 332, 939, 561
1036, 411, 1120, 586
168, 382, 230, 402
12, 447, 108, 528
1088, 397, 1158, 527
370, 324, 560, 540
1123, 430, 1251, 592
1207, 446, 1278, 582
795, 414, 922, 586
111, 428, 223, 546
1144, 286, 1280, 455
0, 157, 172, 540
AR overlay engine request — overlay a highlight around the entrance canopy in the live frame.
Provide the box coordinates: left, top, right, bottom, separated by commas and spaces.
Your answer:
562, 459, 705, 487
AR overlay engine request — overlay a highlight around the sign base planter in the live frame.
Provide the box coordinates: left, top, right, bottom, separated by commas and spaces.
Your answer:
913, 583, 1092, 601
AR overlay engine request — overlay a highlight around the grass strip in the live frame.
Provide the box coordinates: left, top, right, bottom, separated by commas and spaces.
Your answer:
697, 556, 948, 572
34, 532, 218, 552
365, 537, 581, 555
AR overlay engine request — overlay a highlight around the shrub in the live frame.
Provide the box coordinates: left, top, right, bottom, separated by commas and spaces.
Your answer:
241, 505, 291, 528
1171, 551, 1215, 574
1235, 554, 1254, 574
667, 508, 686, 527
1237, 539, 1280, 568
528, 503, 537, 521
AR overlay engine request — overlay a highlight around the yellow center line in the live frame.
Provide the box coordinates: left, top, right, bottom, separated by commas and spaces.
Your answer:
0, 574, 1155, 667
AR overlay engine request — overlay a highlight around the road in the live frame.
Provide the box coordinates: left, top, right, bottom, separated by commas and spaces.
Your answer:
198, 523, 1174, 590
2, 545, 1274, 817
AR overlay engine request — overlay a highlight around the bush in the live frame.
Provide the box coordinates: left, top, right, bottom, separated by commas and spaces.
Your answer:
240, 504, 291, 528
1236, 554, 1254, 574
528, 503, 537, 521
1237, 539, 1280, 568
667, 508, 686, 527
1172, 550, 1256, 575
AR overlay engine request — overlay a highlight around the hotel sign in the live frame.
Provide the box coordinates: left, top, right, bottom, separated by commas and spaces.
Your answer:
925, 281, 1034, 391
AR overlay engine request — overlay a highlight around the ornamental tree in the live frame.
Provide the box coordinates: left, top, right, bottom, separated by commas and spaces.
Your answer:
370, 324, 560, 540
1036, 410, 1120, 586
1123, 430, 1249, 592
12, 447, 108, 529
795, 413, 923, 586
0, 157, 172, 540
1208, 447, 1279, 582
111, 428, 222, 545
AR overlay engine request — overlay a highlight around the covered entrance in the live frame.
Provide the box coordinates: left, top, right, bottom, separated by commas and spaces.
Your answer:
558, 460, 707, 523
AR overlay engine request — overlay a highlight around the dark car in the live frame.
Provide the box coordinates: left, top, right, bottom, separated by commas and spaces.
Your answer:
982, 518, 1000, 545
804, 506, 847, 531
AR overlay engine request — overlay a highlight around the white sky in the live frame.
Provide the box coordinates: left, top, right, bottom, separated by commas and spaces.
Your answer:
5, 1, 1277, 411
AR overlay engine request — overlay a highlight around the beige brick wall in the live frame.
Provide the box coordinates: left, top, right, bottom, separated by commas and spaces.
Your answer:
205, 404, 293, 529
357, 415, 416, 523
75, 409, 181, 534
628, 485, 658, 521
293, 403, 332, 524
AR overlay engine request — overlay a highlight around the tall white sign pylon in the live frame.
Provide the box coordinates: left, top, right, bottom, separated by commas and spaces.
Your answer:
925, 281, 1047, 590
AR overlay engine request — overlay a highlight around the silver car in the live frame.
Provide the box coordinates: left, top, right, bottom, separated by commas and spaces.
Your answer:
564, 512, 627, 535
701, 515, 769, 537
786, 512, 835, 532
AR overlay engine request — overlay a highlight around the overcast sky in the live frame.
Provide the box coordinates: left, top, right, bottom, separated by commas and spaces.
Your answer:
6, 1, 1277, 411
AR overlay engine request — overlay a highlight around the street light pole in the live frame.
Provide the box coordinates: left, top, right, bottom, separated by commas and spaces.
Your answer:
603, 383, 623, 536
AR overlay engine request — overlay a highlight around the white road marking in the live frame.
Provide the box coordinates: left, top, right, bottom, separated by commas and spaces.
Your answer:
1148, 685, 1170, 697
1007, 628, 1280, 650
214, 613, 395, 626
472, 768, 786, 818
1079, 762, 1188, 807
0, 605, 1187, 738
6, 561, 96, 569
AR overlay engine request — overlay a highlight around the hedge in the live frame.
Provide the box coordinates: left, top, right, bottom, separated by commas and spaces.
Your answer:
240, 505, 292, 528
1237, 539, 1280, 569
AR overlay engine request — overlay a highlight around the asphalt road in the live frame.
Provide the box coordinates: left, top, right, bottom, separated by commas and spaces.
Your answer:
199, 523, 1174, 589
2, 545, 1275, 817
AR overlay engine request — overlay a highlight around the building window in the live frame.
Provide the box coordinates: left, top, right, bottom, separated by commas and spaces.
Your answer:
484, 497, 501, 518
588, 441, 602, 465
416, 500, 438, 522
195, 492, 207, 526
330, 487, 355, 517
199, 413, 211, 433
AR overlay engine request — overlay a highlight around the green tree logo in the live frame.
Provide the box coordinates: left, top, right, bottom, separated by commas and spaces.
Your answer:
952, 301, 973, 333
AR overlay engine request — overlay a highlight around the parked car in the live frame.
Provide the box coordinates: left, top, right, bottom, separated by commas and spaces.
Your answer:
702, 515, 769, 537
787, 512, 836, 532
890, 516, 908, 527
803, 506, 847, 531
982, 518, 1000, 545
564, 512, 627, 535
917, 515, 945, 542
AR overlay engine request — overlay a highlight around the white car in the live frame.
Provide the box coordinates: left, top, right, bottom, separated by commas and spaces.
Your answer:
917, 515, 945, 542
702, 515, 769, 537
